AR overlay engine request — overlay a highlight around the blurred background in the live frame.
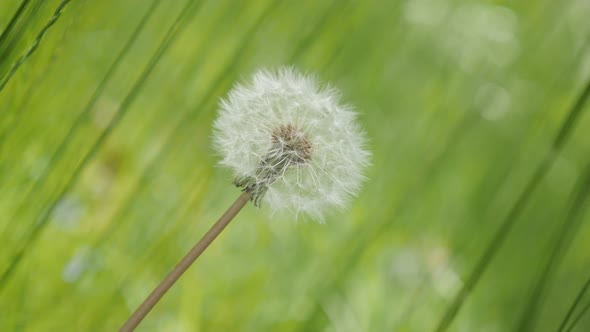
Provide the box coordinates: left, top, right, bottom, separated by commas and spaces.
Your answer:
1, 0, 590, 331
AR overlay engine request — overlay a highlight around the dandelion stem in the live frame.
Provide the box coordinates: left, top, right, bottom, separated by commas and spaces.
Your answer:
119, 192, 250, 332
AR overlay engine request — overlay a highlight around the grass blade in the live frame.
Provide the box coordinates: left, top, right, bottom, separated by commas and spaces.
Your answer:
434, 75, 590, 332
0, 0, 202, 293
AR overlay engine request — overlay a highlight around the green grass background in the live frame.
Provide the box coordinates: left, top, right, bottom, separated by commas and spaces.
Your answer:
1, 0, 590, 331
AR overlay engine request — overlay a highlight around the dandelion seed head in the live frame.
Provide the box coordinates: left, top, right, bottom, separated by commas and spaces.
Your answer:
213, 67, 370, 221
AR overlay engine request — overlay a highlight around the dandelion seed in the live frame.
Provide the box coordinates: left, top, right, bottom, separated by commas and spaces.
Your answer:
213, 67, 370, 220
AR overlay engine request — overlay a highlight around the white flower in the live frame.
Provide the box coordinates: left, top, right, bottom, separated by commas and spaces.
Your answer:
213, 67, 370, 221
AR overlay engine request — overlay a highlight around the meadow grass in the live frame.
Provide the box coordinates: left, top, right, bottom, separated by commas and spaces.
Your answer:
1, 0, 590, 331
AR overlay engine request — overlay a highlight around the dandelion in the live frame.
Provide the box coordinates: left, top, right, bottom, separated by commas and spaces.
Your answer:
214, 67, 370, 220
121, 68, 370, 331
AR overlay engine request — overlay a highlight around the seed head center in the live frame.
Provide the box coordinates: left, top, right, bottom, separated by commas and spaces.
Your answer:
234, 123, 312, 206
271, 124, 312, 164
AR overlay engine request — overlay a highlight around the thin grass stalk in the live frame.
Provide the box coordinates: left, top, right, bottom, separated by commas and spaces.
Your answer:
517, 159, 590, 331
0, 0, 71, 92
0, 0, 201, 293
0, 0, 32, 48
434, 74, 590, 332
0, 0, 161, 241
0, 0, 40, 72
558, 270, 590, 332
565, 298, 590, 332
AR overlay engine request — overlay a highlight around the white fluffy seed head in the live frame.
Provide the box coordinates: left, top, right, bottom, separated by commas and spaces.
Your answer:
213, 67, 370, 221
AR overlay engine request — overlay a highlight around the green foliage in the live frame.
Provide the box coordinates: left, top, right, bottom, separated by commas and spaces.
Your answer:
1, 0, 590, 331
